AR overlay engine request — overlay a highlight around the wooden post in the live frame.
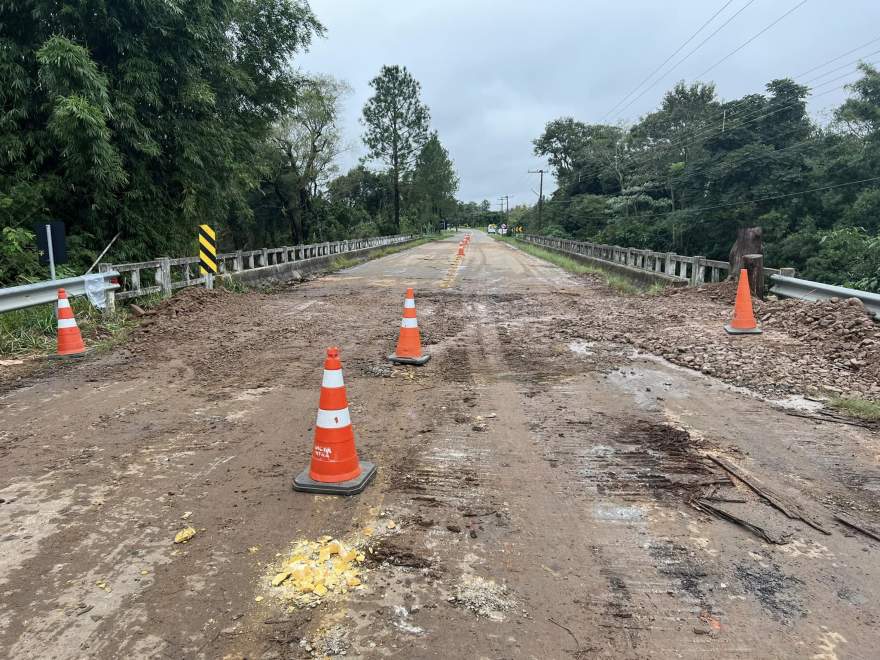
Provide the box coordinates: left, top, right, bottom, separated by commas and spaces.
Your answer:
743, 254, 764, 300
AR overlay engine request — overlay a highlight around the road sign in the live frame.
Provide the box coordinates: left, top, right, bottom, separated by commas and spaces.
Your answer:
199, 224, 218, 275
34, 222, 67, 266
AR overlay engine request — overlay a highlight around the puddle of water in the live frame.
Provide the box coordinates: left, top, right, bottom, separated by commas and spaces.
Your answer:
593, 503, 644, 521
770, 395, 825, 413
568, 340, 595, 356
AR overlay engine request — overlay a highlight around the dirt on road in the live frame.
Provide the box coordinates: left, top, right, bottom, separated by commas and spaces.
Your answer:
1, 231, 879, 659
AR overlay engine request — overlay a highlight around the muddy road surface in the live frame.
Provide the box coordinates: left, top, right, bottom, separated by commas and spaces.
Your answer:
1, 231, 879, 659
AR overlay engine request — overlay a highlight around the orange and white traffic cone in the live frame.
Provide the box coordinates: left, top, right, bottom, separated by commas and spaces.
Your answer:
458, 242, 465, 257
55, 289, 87, 357
293, 347, 376, 495
388, 288, 430, 365
725, 269, 762, 335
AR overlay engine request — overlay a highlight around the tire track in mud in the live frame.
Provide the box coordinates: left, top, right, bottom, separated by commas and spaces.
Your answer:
487, 293, 794, 658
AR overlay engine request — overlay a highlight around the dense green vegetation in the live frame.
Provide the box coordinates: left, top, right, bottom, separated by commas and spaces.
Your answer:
517, 66, 880, 291
0, 3, 459, 285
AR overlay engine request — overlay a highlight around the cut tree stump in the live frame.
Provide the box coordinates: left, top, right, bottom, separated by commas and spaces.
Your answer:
729, 227, 763, 278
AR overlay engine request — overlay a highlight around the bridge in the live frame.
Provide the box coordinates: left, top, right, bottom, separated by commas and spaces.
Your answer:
0, 231, 877, 658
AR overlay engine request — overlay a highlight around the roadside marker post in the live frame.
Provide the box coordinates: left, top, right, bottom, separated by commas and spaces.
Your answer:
199, 224, 218, 289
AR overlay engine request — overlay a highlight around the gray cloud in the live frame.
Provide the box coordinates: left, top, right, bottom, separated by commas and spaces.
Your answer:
299, 0, 880, 204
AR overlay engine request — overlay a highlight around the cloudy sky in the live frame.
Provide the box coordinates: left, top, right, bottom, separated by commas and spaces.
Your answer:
299, 0, 880, 206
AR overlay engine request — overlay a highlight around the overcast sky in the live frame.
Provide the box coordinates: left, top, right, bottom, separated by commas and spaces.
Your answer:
299, 0, 880, 206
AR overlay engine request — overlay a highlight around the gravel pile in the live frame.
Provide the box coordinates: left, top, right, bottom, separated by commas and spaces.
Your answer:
569, 280, 880, 402
760, 297, 880, 381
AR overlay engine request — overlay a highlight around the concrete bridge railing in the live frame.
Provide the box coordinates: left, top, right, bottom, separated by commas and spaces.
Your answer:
99, 233, 419, 310
519, 234, 794, 286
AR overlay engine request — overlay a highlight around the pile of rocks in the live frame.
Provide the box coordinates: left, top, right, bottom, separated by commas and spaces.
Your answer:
570, 280, 880, 402
760, 297, 880, 381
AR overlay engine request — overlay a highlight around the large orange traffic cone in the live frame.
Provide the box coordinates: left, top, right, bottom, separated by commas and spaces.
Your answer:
458, 242, 465, 257
294, 347, 376, 495
55, 289, 87, 357
388, 288, 430, 365
724, 269, 762, 335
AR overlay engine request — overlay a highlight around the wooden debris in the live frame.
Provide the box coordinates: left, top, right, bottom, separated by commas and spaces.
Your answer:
782, 410, 877, 430
835, 513, 880, 543
692, 498, 790, 545
706, 455, 830, 535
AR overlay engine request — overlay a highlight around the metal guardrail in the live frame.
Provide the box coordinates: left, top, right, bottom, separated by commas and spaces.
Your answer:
770, 274, 880, 319
0, 273, 120, 314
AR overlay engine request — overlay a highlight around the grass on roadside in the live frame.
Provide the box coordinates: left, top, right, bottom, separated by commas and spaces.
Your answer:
492, 234, 654, 296
828, 396, 880, 421
0, 298, 132, 357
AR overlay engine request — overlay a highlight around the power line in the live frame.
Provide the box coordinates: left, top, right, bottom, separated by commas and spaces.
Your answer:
538, 176, 880, 220
794, 34, 880, 78
800, 48, 880, 85
601, 0, 737, 121
542, 43, 875, 213
611, 0, 758, 122
694, 0, 809, 80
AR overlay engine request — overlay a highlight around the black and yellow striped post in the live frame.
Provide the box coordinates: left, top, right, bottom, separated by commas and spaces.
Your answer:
199, 224, 218, 288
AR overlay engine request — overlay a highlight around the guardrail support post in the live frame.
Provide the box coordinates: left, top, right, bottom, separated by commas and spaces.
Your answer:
693, 257, 705, 285
98, 263, 117, 315
159, 257, 173, 297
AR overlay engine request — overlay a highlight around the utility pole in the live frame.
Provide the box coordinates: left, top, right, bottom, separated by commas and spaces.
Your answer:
499, 196, 509, 231
528, 169, 545, 229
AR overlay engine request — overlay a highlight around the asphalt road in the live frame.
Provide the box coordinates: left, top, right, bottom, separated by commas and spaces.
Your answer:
1, 231, 877, 659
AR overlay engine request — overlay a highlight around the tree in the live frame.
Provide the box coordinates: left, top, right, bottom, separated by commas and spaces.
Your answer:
407, 132, 459, 230
261, 76, 350, 244
522, 70, 880, 289
0, 0, 322, 282
362, 65, 431, 231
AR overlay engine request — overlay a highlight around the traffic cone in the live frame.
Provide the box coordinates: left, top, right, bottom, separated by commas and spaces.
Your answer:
388, 288, 430, 365
55, 289, 87, 357
458, 243, 465, 257
293, 347, 376, 495
725, 269, 762, 335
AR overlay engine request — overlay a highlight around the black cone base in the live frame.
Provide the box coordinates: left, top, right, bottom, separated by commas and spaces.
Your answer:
293, 461, 377, 496
388, 353, 431, 366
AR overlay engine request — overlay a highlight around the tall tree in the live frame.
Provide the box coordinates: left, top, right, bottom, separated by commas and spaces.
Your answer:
262, 76, 350, 244
361, 65, 430, 231
407, 132, 459, 229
